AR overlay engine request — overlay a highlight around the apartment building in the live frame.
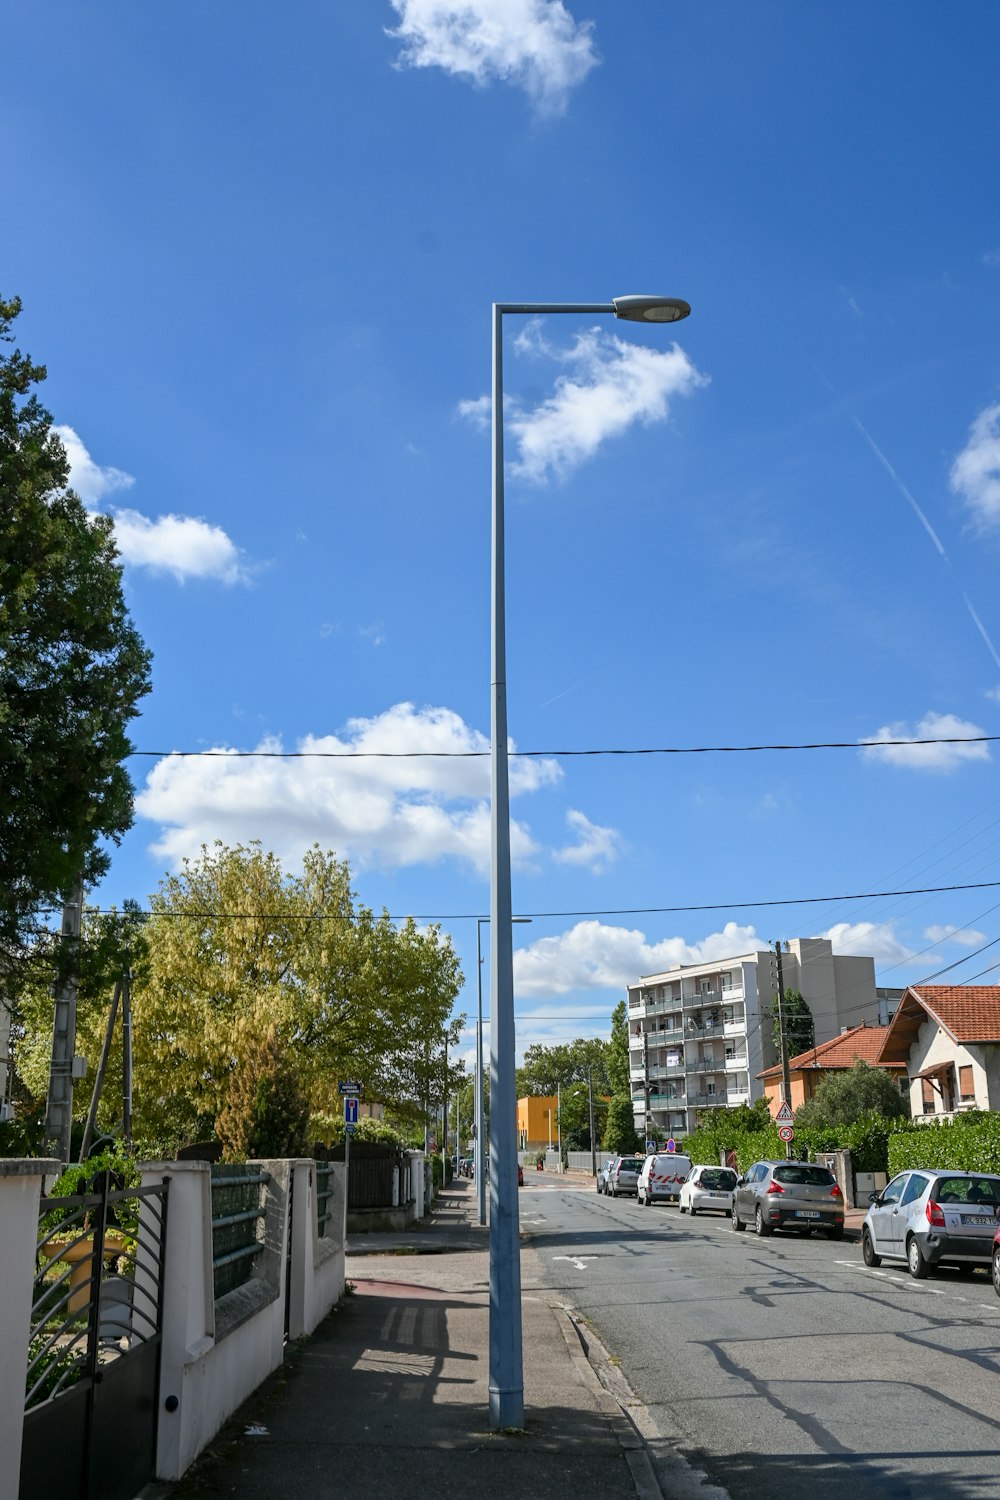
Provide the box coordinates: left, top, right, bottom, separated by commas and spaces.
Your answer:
626, 937, 878, 1143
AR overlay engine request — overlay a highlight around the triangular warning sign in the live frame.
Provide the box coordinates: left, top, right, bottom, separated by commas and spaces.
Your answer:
774, 1101, 794, 1125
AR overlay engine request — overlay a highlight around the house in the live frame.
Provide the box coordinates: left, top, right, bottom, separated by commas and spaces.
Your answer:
876, 985, 1000, 1120
626, 936, 880, 1143
516, 1094, 559, 1152
757, 1022, 906, 1112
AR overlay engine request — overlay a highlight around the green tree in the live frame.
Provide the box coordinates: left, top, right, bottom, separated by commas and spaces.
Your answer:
0, 295, 152, 955
216, 1024, 311, 1159
772, 989, 814, 1059
603, 1094, 639, 1154
607, 1000, 631, 1095
137, 843, 463, 1142
517, 1037, 610, 1096
795, 1060, 909, 1131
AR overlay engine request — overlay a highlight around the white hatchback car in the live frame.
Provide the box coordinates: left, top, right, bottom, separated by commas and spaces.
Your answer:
678, 1164, 738, 1217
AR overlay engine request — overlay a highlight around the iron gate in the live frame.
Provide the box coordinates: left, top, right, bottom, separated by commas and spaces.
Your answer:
20, 1171, 169, 1500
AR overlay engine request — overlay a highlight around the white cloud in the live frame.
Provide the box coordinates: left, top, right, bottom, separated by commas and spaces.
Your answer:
137, 702, 562, 873
924, 925, 988, 948
457, 394, 491, 429
986, 685, 1000, 705
386, 0, 599, 115
111, 510, 249, 585
982, 249, 1000, 269
818, 922, 923, 967
55, 424, 249, 584
54, 424, 134, 504
951, 403, 1000, 532
552, 809, 622, 872
358, 623, 386, 647
461, 325, 707, 485
513, 920, 766, 997
860, 711, 990, 772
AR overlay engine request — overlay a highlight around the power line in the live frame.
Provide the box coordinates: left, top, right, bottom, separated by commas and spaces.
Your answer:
126, 733, 1000, 760
68, 876, 1000, 924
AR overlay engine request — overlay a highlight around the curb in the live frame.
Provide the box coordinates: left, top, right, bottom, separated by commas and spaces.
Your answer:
552, 1302, 733, 1500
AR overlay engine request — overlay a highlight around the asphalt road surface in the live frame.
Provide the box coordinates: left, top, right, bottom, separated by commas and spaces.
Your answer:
519, 1175, 1000, 1500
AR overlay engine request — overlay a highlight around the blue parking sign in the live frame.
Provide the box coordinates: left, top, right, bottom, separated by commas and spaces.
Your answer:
344, 1096, 359, 1127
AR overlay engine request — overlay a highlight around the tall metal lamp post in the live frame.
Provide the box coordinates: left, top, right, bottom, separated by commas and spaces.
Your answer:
476, 915, 531, 1228
489, 293, 691, 1430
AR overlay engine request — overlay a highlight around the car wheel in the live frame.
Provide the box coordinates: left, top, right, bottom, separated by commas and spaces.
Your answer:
862, 1230, 881, 1268
732, 1205, 745, 1232
907, 1235, 929, 1279
755, 1206, 772, 1237
992, 1248, 1000, 1299
689, 1205, 698, 1217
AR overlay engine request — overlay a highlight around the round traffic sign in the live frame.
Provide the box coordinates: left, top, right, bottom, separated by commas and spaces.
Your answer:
778, 1125, 794, 1142
666, 1137, 676, 1153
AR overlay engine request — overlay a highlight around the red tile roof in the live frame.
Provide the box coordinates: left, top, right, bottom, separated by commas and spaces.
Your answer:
758, 1022, 901, 1080
907, 986, 1000, 1043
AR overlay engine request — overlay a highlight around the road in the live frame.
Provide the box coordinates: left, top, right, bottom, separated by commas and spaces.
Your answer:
518, 1174, 1000, 1500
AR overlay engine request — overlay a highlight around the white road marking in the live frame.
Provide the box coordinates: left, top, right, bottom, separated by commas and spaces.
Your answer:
553, 1255, 596, 1271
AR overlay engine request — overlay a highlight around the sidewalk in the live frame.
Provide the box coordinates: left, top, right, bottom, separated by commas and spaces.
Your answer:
164, 1179, 657, 1500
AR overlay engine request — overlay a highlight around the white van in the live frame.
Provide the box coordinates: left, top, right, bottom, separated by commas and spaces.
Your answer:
637, 1153, 692, 1206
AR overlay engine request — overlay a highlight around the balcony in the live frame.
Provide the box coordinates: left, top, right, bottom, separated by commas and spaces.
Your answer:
724, 1054, 748, 1072
726, 1089, 751, 1106
649, 1090, 686, 1106
649, 1061, 686, 1080
685, 1056, 724, 1076
686, 1091, 723, 1108
723, 1018, 747, 1037
683, 1020, 726, 1039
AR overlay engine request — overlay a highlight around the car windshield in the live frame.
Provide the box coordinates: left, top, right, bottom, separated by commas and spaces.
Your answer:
773, 1165, 836, 1187
935, 1176, 1000, 1206
699, 1169, 737, 1190
618, 1158, 641, 1171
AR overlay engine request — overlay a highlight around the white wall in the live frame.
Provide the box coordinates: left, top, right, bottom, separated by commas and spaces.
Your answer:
0, 1160, 63, 1500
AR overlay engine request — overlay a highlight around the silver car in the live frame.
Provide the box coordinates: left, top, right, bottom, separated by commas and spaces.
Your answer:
606, 1155, 642, 1197
596, 1159, 613, 1193
862, 1169, 1000, 1279
732, 1160, 845, 1238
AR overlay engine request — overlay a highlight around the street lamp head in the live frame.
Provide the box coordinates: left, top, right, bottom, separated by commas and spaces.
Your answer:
612, 295, 691, 325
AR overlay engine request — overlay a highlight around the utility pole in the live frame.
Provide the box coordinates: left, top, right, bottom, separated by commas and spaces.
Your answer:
122, 968, 133, 1148
643, 1026, 651, 1148
588, 1068, 597, 1179
556, 1082, 561, 1173
44, 874, 84, 1164
79, 978, 121, 1161
774, 940, 793, 1160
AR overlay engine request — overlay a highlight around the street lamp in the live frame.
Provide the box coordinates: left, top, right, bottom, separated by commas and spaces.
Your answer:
489, 294, 691, 1430
476, 915, 531, 1228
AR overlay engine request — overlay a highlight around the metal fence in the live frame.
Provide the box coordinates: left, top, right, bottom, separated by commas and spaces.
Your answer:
210, 1164, 268, 1300
330, 1142, 405, 1209
315, 1161, 336, 1236
22, 1170, 168, 1500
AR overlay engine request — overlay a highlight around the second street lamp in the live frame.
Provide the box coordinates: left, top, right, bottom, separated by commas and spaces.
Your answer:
489, 294, 692, 1430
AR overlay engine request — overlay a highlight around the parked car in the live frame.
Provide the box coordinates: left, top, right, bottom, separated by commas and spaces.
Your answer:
637, 1153, 692, 1206
606, 1155, 643, 1197
679, 1164, 738, 1216
597, 1159, 614, 1193
732, 1160, 844, 1239
993, 1225, 1000, 1298
862, 1169, 1000, 1278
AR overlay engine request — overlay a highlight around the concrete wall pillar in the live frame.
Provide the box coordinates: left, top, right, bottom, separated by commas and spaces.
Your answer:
406, 1151, 425, 1218
0, 1158, 63, 1500
139, 1160, 215, 1480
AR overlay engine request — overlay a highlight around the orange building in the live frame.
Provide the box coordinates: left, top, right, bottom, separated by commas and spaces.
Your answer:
516, 1095, 559, 1151
757, 1022, 906, 1113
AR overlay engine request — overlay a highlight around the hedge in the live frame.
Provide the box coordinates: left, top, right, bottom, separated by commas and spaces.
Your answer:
887, 1112, 1000, 1175
680, 1111, 916, 1175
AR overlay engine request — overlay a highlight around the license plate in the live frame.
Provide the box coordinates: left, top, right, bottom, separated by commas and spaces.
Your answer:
794, 1210, 820, 1219
965, 1215, 995, 1226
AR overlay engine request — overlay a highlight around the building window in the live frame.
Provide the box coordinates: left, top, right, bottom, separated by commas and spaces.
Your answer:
721, 972, 733, 991
959, 1064, 975, 1102
921, 1079, 936, 1115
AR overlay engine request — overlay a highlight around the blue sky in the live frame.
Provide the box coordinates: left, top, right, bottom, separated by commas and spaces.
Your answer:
6, 1, 1000, 1065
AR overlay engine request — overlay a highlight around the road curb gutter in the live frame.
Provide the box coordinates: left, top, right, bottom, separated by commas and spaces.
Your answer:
550, 1302, 664, 1500
553, 1301, 732, 1500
